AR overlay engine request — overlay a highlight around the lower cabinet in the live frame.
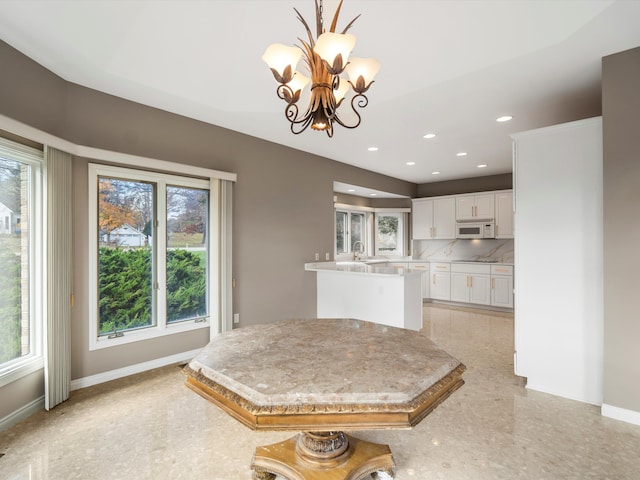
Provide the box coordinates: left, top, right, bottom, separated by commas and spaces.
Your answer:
490, 265, 514, 308
451, 264, 491, 306
409, 262, 430, 299
430, 263, 451, 301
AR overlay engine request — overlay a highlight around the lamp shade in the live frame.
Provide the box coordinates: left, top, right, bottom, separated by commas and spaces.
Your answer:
333, 78, 350, 104
288, 72, 310, 95
345, 57, 380, 88
262, 44, 302, 81
314, 32, 356, 66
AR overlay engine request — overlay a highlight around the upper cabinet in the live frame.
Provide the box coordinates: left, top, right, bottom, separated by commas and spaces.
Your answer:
413, 189, 514, 240
412, 197, 456, 239
495, 191, 514, 238
455, 193, 495, 221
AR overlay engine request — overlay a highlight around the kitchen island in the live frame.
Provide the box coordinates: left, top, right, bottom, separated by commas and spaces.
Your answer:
305, 261, 423, 331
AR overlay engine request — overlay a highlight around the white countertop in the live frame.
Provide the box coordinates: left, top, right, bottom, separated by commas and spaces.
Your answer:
305, 261, 422, 276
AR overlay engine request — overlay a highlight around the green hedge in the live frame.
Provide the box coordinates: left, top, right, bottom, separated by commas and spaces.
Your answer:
99, 247, 206, 334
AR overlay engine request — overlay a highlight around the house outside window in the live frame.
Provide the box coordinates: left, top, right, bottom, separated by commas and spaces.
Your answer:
89, 164, 212, 349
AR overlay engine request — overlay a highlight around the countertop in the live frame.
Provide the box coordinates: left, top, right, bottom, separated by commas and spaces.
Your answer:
304, 261, 423, 276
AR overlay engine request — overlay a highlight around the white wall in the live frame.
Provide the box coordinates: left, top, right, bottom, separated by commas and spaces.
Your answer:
512, 117, 603, 405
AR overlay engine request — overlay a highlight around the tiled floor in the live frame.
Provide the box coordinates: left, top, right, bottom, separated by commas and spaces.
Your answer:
1, 304, 640, 479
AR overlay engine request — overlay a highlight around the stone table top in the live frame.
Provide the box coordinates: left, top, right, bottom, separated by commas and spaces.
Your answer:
184, 318, 465, 431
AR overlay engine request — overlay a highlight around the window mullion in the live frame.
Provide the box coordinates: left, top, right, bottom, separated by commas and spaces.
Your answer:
156, 180, 167, 329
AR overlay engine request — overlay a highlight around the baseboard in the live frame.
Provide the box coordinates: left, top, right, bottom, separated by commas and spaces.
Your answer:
70, 349, 202, 391
601, 403, 640, 426
0, 395, 45, 432
525, 382, 602, 407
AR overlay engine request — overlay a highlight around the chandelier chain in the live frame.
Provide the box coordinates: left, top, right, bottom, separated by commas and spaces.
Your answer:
319, 0, 324, 31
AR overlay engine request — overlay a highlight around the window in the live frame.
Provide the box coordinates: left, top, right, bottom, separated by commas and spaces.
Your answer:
335, 204, 408, 259
375, 212, 405, 256
335, 209, 368, 257
89, 164, 212, 349
0, 139, 43, 383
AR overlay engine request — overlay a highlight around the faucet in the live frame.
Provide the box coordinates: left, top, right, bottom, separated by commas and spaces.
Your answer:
352, 241, 365, 261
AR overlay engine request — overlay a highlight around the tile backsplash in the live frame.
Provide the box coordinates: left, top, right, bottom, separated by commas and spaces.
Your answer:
413, 238, 514, 263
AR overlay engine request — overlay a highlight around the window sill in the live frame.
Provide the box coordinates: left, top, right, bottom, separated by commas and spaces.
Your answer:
0, 356, 45, 388
89, 320, 210, 351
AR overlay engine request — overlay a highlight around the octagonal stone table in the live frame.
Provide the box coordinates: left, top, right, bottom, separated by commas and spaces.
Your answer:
183, 318, 465, 480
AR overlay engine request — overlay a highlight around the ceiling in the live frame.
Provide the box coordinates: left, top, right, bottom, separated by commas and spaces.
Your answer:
0, 1, 639, 188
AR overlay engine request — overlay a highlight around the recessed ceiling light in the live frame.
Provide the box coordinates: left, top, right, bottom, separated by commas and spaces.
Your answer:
496, 115, 513, 122
347, 189, 356, 192
432, 171, 441, 175
423, 133, 436, 139
477, 164, 488, 168
369, 193, 377, 196
406, 161, 415, 166
456, 152, 467, 157
368, 146, 379, 152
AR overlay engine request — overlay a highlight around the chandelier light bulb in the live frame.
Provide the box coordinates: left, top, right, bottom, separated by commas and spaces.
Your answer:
314, 32, 356, 73
333, 78, 350, 104
262, 44, 302, 83
345, 57, 380, 92
288, 72, 311, 95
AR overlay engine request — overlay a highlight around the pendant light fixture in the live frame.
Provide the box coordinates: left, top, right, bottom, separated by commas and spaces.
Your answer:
262, 0, 380, 137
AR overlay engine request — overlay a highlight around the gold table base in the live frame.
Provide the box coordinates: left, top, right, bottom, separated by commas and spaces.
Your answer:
251, 431, 395, 480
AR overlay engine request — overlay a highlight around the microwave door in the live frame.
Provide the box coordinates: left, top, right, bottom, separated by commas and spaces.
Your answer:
457, 225, 482, 238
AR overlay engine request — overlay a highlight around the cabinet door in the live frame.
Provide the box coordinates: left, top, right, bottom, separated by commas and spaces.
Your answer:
455, 196, 475, 221
431, 272, 451, 300
412, 199, 434, 239
491, 275, 514, 308
474, 194, 495, 220
410, 263, 430, 299
495, 192, 514, 238
451, 273, 469, 303
470, 274, 492, 305
433, 197, 456, 239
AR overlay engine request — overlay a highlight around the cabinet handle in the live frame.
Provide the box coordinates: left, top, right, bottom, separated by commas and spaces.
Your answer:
470, 276, 473, 287
466, 276, 469, 287
492, 278, 495, 289
432, 274, 435, 285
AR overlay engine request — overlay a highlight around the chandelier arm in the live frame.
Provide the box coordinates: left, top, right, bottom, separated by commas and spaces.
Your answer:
332, 93, 368, 129
291, 115, 315, 135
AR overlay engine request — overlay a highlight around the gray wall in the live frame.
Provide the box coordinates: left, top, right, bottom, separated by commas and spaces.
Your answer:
417, 173, 512, 197
602, 47, 640, 413
0, 40, 416, 420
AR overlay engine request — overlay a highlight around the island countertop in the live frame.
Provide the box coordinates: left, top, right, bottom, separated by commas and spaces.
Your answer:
304, 261, 423, 277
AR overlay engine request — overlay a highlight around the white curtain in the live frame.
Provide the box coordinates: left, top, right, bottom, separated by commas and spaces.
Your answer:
219, 179, 233, 334
44, 146, 73, 410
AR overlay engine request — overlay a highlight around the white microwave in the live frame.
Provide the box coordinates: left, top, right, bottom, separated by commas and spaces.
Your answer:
456, 222, 495, 239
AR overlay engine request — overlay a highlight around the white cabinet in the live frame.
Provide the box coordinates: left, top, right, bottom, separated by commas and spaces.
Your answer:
409, 263, 430, 299
412, 197, 456, 240
451, 263, 491, 305
491, 265, 514, 308
430, 262, 451, 301
456, 194, 495, 221
495, 191, 514, 239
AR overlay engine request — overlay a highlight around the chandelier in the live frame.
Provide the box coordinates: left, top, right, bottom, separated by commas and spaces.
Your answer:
262, 0, 380, 137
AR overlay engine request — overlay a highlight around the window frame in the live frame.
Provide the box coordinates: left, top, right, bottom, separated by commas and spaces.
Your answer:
0, 140, 44, 387
334, 205, 373, 260
88, 163, 215, 351
374, 211, 406, 257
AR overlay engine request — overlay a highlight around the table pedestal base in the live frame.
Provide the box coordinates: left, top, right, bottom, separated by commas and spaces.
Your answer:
251, 431, 395, 480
